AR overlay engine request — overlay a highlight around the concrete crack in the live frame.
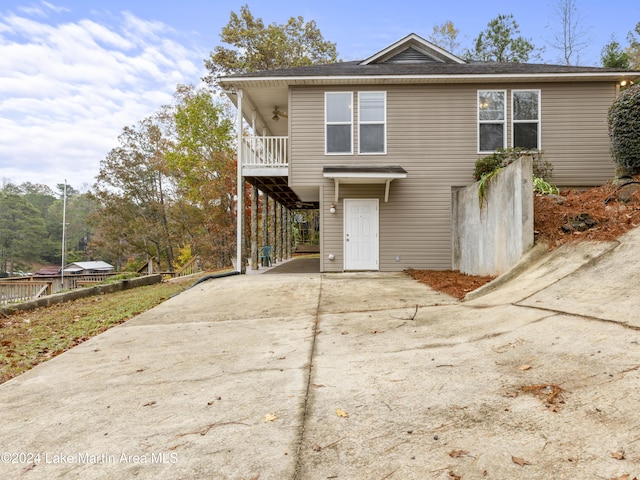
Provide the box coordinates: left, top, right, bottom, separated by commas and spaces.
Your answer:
291, 275, 323, 480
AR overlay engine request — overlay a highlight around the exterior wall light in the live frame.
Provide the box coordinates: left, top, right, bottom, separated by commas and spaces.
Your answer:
328, 254, 335, 261
620, 80, 628, 87
329, 203, 336, 214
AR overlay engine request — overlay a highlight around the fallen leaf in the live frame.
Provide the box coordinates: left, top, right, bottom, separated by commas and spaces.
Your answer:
264, 413, 277, 423
449, 449, 470, 458
312, 444, 322, 452
336, 408, 349, 418
611, 450, 626, 460
518, 364, 532, 371
512, 456, 531, 467
447, 471, 461, 480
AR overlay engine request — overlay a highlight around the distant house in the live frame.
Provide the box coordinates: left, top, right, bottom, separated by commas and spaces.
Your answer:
34, 266, 61, 276
62, 261, 114, 275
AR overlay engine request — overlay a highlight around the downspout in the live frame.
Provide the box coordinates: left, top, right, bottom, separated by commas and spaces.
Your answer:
236, 89, 245, 273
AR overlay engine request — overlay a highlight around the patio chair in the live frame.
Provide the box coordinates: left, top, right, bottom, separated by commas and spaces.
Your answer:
259, 245, 272, 267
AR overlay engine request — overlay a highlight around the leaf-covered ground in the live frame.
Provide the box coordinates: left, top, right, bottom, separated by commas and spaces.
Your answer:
0, 278, 197, 384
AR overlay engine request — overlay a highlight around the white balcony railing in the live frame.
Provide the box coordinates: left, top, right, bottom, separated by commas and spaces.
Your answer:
242, 136, 288, 168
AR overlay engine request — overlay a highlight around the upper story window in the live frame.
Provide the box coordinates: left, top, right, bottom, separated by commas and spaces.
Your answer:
325, 92, 353, 154
358, 92, 386, 154
478, 90, 506, 153
512, 90, 541, 150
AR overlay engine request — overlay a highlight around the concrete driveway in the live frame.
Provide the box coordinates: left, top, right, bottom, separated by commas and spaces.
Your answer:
1, 228, 640, 480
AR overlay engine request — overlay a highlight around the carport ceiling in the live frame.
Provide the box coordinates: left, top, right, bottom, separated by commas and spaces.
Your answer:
244, 176, 318, 209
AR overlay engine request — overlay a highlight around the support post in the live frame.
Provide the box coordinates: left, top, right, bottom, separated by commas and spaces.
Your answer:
236, 89, 245, 273
263, 194, 269, 249
270, 199, 277, 263
250, 185, 258, 270
276, 202, 283, 263
285, 208, 291, 259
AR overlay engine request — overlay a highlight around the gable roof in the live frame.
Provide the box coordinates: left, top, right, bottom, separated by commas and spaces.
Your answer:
219, 32, 639, 86
359, 33, 465, 65
63, 261, 114, 272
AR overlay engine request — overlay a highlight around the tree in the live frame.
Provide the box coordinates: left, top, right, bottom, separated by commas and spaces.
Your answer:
545, 0, 591, 65
428, 20, 460, 55
165, 85, 237, 267
0, 192, 48, 275
627, 22, 640, 69
466, 14, 535, 63
90, 117, 177, 271
18, 182, 56, 216
608, 84, 640, 177
46, 191, 98, 263
601, 37, 631, 69
204, 4, 338, 80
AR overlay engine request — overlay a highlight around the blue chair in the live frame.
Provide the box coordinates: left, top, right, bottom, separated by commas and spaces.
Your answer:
259, 245, 272, 267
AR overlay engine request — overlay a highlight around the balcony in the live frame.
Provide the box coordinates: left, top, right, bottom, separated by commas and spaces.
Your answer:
241, 135, 303, 208
242, 136, 288, 176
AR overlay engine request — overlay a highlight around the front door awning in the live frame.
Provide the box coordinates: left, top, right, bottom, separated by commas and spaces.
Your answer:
323, 165, 408, 203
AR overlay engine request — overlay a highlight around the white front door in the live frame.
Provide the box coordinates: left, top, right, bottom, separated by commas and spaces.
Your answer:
344, 199, 378, 271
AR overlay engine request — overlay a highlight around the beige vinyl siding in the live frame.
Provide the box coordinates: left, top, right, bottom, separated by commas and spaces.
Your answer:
290, 81, 618, 272
541, 82, 617, 186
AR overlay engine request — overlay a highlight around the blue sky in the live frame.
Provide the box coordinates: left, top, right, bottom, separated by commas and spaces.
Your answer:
0, 0, 637, 190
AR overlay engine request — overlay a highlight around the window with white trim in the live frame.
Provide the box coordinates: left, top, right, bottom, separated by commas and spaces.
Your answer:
478, 90, 506, 153
325, 92, 353, 154
358, 92, 386, 154
512, 90, 540, 150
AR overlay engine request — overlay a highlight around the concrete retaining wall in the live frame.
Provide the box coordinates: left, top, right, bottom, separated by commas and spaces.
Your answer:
0, 274, 163, 316
452, 157, 534, 276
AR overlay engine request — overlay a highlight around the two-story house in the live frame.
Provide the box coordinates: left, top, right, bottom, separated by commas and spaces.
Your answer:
219, 33, 639, 273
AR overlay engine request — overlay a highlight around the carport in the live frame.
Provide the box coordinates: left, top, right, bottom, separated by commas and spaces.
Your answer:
261, 256, 320, 274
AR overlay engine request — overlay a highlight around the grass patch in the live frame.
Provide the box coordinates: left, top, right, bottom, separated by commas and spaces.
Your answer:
0, 277, 199, 384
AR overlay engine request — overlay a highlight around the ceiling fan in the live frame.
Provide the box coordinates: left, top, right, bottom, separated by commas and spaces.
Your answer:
295, 200, 317, 209
272, 106, 288, 121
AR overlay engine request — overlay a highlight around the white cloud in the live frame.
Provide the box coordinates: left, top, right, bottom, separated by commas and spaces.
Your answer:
0, 5, 207, 190
17, 0, 69, 18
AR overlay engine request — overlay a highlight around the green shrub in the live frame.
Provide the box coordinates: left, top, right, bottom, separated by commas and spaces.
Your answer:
533, 176, 559, 195
608, 84, 640, 176
474, 149, 557, 206
477, 167, 504, 206
474, 148, 550, 181
474, 151, 507, 181
102, 272, 141, 284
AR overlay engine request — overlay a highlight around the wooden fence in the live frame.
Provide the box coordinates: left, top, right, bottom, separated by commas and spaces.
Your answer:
0, 257, 203, 305
138, 255, 202, 280
0, 282, 51, 305
0, 273, 116, 306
